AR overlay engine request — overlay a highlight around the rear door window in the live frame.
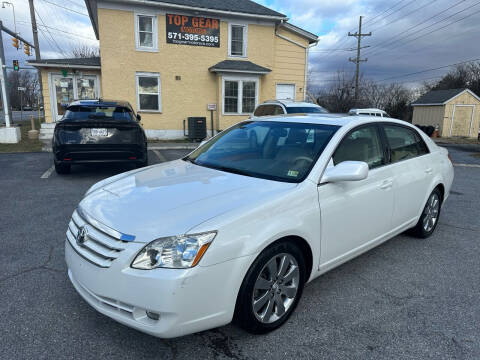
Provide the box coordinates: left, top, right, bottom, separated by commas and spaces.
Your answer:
383, 124, 429, 163
254, 105, 284, 116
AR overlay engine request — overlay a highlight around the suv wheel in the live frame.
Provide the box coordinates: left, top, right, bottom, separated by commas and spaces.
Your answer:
54, 162, 71, 174
234, 241, 306, 334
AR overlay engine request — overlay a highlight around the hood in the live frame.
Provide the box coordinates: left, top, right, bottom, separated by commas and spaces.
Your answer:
79, 160, 295, 243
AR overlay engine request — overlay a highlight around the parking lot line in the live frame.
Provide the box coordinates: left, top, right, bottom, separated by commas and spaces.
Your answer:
454, 163, 480, 168
40, 165, 55, 179
153, 150, 167, 162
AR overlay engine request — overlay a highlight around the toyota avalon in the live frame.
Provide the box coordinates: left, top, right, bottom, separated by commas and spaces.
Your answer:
65, 114, 454, 338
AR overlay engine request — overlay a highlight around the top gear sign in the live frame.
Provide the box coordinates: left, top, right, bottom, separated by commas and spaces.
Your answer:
166, 14, 220, 48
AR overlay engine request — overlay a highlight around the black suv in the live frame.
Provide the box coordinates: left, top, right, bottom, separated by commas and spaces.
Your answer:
52, 99, 148, 174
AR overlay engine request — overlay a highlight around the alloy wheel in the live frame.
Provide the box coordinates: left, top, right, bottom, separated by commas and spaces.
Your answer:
252, 253, 300, 324
423, 192, 440, 232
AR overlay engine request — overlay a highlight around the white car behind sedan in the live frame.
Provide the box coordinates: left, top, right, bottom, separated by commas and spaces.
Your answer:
65, 114, 453, 338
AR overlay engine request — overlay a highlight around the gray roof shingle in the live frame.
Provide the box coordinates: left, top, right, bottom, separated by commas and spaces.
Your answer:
146, 0, 285, 17
412, 88, 469, 105
28, 57, 101, 67
209, 60, 271, 74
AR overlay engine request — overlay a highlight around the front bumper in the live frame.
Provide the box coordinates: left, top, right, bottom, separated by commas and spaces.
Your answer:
65, 241, 255, 338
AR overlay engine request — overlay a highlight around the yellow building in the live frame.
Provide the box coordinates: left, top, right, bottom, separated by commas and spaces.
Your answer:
412, 88, 480, 138
29, 0, 318, 140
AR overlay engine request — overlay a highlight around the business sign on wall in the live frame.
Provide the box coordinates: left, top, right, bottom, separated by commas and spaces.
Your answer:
166, 13, 220, 47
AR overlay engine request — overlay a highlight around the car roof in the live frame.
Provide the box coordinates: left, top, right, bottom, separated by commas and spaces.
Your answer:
260, 100, 323, 108
248, 114, 409, 128
68, 99, 132, 108
350, 108, 386, 113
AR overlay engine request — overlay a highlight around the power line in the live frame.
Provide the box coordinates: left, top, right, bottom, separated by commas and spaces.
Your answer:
365, 0, 480, 58
376, 57, 480, 82
39, 0, 89, 17
35, 8, 67, 56
361, 0, 410, 27
16, 20, 96, 41
367, 0, 439, 34
364, 0, 418, 28
363, 0, 469, 56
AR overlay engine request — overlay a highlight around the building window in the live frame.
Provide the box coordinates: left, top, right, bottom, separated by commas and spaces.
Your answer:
242, 81, 256, 113
223, 78, 258, 114
136, 73, 161, 112
229, 24, 247, 57
135, 14, 158, 51
224, 81, 239, 113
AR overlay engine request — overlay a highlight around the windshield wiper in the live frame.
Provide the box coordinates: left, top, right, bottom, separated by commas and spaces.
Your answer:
183, 156, 197, 165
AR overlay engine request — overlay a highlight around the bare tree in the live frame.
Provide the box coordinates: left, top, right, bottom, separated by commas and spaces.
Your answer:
7, 70, 40, 110
69, 44, 100, 58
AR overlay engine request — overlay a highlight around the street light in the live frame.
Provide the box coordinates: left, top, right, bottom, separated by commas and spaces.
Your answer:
1, 2, 16, 36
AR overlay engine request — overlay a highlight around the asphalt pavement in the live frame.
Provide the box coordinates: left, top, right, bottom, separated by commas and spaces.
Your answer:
0, 146, 479, 359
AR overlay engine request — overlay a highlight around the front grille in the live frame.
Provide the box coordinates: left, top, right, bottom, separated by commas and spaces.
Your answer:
66, 209, 130, 268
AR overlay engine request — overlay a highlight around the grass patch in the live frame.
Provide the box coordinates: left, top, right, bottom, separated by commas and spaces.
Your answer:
0, 118, 43, 153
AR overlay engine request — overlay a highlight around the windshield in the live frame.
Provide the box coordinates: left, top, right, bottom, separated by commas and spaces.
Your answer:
63, 105, 134, 122
185, 121, 339, 183
285, 106, 328, 114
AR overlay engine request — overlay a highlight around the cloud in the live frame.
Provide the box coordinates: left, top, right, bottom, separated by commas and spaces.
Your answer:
2, 0, 479, 88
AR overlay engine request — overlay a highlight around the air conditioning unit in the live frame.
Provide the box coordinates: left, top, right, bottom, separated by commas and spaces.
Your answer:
187, 117, 207, 141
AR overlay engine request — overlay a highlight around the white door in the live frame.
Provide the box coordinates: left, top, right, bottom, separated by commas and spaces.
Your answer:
276, 84, 295, 100
318, 125, 394, 268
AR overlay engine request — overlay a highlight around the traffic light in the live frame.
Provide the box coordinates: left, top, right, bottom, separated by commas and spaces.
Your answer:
24, 43, 31, 56
12, 37, 19, 49
13, 60, 19, 71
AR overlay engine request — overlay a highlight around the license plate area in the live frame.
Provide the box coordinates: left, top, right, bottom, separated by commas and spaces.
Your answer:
91, 128, 108, 137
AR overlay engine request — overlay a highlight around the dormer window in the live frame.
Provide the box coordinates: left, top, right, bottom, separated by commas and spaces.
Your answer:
228, 24, 247, 57
135, 14, 158, 51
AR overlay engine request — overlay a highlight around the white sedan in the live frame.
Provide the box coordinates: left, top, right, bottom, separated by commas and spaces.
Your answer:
65, 115, 454, 338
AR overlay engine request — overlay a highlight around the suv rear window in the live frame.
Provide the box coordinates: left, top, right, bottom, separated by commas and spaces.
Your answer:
63, 105, 134, 121
285, 106, 328, 114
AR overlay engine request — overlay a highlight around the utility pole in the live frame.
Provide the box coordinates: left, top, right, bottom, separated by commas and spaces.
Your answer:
0, 21, 12, 128
28, 0, 43, 108
349, 16, 371, 104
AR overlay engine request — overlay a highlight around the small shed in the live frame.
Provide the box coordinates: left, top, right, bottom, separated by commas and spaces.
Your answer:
412, 88, 480, 138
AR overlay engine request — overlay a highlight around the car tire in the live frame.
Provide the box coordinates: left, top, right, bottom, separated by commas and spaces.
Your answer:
136, 152, 148, 168
410, 187, 442, 238
234, 241, 306, 334
54, 162, 71, 174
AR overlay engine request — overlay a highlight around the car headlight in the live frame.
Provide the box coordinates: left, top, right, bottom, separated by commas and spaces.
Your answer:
131, 232, 216, 269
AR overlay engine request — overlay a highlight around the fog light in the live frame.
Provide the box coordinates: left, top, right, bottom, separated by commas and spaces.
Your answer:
146, 311, 160, 320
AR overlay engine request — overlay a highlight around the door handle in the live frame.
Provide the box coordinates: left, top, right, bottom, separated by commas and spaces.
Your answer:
380, 180, 393, 189
425, 168, 433, 174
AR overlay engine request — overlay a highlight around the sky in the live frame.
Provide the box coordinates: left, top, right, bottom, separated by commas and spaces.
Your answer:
2, 0, 480, 89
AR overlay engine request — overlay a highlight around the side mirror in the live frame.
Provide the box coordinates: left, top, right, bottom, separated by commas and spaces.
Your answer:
136, 114, 142, 121
320, 161, 368, 184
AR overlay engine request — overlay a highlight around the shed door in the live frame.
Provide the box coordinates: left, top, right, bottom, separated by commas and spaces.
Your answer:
451, 105, 474, 136
276, 84, 295, 100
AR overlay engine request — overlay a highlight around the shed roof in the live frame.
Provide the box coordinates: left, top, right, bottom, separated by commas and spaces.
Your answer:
412, 88, 480, 106
209, 60, 271, 74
